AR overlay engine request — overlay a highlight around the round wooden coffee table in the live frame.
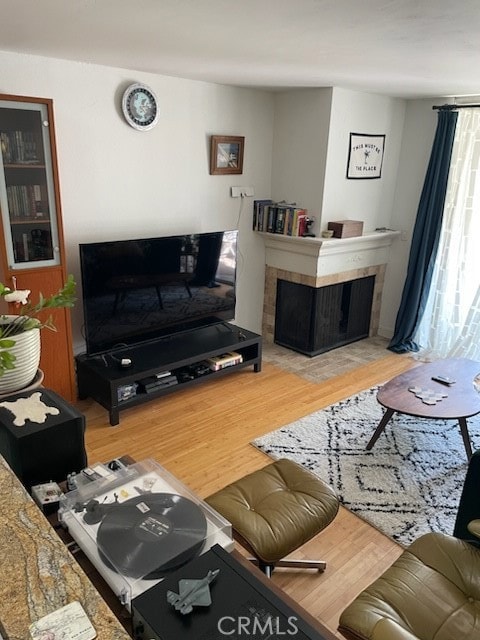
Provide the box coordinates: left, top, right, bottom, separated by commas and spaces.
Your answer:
366, 358, 480, 460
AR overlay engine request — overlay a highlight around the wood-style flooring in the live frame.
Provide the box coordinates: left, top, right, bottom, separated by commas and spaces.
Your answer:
77, 338, 416, 638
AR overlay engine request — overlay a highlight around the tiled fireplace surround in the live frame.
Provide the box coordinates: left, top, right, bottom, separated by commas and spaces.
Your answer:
260, 231, 399, 344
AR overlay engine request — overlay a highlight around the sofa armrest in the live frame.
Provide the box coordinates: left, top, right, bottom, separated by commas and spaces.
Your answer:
454, 450, 480, 540
467, 519, 480, 539
371, 619, 420, 640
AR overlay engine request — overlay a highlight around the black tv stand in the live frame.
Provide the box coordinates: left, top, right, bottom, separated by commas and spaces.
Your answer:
75, 323, 262, 426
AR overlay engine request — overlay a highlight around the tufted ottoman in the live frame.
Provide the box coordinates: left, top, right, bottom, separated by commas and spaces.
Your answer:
206, 458, 339, 577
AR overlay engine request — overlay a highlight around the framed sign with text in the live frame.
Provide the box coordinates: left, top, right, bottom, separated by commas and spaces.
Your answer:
346, 133, 385, 179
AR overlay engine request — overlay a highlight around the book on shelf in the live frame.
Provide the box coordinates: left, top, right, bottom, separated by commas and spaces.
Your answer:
6, 184, 46, 219
0, 129, 39, 164
22, 233, 29, 261
276, 204, 305, 236
293, 208, 307, 236
252, 199, 273, 231
205, 351, 243, 371
274, 205, 288, 233
253, 199, 308, 237
0, 132, 11, 163
297, 212, 308, 237
267, 204, 276, 232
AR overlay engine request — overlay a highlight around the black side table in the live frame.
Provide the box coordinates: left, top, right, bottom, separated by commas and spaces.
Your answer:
0, 388, 87, 490
131, 544, 335, 640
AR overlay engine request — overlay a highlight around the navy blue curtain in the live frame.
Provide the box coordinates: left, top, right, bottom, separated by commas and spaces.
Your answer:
388, 109, 458, 353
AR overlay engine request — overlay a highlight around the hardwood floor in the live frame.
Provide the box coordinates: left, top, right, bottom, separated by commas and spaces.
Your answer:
77, 344, 416, 638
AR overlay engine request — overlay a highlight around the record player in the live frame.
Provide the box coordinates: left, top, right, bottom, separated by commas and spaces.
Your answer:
58, 459, 233, 611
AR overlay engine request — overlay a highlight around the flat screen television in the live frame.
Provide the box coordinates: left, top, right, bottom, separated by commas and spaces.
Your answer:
79, 230, 238, 356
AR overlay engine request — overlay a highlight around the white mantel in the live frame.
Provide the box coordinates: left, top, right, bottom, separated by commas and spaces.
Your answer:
260, 230, 400, 278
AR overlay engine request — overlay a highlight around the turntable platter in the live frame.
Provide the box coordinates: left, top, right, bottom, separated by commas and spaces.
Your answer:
96, 493, 207, 579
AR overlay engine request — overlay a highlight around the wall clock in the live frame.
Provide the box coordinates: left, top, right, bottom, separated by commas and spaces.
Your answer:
122, 83, 159, 131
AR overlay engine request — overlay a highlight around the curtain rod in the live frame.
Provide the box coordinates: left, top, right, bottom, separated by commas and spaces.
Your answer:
433, 104, 480, 110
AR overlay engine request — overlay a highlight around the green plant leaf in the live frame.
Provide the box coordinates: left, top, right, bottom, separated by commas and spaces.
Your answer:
0, 349, 16, 377
0, 275, 76, 380
0, 338, 16, 348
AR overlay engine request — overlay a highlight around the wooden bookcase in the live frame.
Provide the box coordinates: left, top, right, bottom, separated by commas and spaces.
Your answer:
0, 93, 76, 401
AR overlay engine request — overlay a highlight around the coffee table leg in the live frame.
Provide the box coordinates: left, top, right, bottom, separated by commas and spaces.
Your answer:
366, 408, 395, 450
458, 417, 473, 461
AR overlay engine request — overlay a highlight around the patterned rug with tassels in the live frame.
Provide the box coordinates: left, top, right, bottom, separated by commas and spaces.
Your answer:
252, 386, 480, 546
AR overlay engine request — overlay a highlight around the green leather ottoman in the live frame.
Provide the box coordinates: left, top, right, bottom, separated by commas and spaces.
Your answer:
206, 458, 339, 577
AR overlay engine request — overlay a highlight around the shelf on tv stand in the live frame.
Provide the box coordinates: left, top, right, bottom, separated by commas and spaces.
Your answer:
75, 323, 262, 426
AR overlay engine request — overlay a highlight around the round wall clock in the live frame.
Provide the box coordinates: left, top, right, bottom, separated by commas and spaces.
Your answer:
122, 83, 159, 131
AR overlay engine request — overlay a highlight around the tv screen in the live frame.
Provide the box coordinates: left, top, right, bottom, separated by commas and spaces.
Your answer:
79, 230, 238, 355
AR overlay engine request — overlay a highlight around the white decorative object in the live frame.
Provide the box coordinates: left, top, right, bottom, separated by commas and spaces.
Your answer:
0, 391, 59, 426
3, 289, 30, 305
0, 317, 40, 394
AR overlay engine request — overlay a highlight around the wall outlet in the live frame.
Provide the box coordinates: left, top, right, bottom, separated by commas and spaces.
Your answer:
231, 186, 255, 198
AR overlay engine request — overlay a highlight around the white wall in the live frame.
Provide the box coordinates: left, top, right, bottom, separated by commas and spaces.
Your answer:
271, 88, 332, 219
270, 87, 407, 234
0, 48, 446, 349
379, 98, 439, 337
270, 87, 445, 340
0, 50, 274, 350
323, 87, 409, 339
322, 87, 406, 233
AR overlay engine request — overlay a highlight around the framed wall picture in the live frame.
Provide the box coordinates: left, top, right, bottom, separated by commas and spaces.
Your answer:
210, 135, 244, 175
346, 133, 385, 179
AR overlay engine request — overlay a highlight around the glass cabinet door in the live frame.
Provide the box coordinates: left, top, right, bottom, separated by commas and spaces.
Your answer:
0, 98, 61, 269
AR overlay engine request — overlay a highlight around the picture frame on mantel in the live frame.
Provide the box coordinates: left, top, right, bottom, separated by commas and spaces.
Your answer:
346, 132, 385, 179
210, 135, 244, 175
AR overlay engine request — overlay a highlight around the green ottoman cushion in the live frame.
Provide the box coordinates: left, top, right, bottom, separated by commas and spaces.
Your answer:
206, 458, 339, 564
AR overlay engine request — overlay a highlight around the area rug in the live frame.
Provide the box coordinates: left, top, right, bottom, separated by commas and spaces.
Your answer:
251, 386, 480, 547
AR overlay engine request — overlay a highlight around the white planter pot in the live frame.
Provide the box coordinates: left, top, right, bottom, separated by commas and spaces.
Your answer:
0, 317, 41, 395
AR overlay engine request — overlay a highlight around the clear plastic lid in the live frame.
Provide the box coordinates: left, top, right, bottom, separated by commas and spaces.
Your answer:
58, 459, 233, 610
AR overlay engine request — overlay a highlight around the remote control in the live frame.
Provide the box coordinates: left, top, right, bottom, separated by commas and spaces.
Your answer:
431, 375, 455, 385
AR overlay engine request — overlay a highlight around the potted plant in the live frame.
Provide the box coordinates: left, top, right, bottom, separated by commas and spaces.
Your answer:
0, 275, 76, 394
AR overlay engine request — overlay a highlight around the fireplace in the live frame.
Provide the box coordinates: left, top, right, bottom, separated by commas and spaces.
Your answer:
260, 230, 398, 352
274, 276, 375, 356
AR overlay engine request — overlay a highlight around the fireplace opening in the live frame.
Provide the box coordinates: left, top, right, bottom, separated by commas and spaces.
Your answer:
274, 276, 375, 356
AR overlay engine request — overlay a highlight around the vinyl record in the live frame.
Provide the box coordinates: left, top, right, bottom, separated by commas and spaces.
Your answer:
97, 493, 207, 579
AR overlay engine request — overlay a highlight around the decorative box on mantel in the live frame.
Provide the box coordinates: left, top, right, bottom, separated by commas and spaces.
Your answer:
328, 220, 364, 238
